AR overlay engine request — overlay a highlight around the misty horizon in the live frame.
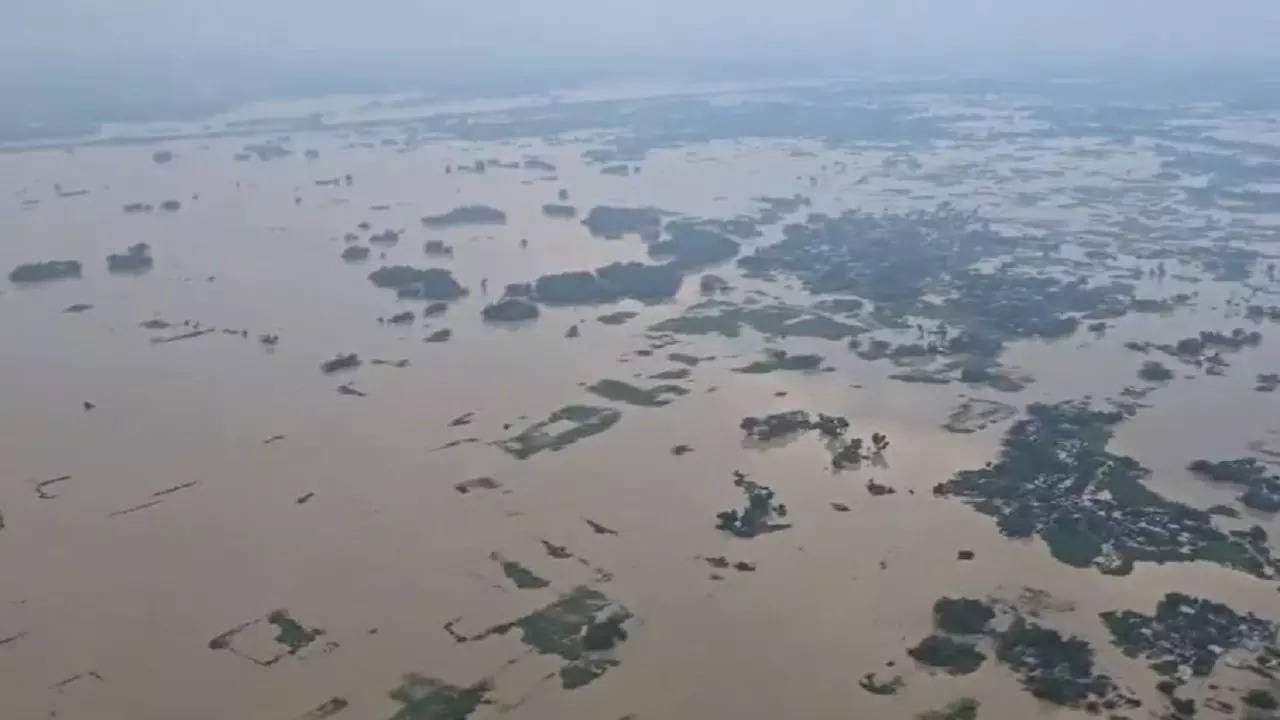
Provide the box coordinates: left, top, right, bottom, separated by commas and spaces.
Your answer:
2, 1, 1279, 141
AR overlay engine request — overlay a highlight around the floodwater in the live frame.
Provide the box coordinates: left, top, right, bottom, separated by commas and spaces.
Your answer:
1, 88, 1279, 720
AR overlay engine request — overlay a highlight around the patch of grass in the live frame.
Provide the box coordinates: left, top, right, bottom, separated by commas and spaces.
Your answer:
266, 610, 320, 653
387, 674, 491, 720
908, 635, 986, 675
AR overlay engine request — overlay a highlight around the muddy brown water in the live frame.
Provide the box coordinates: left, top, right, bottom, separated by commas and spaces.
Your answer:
2, 95, 1279, 719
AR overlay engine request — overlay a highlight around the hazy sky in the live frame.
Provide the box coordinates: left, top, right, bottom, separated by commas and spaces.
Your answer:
7, 0, 1279, 65
2, 0, 1277, 134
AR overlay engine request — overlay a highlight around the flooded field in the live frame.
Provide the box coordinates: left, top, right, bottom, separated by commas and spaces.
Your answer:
2, 80, 1279, 719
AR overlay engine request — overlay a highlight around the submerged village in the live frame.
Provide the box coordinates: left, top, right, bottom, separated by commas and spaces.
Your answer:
2, 78, 1280, 719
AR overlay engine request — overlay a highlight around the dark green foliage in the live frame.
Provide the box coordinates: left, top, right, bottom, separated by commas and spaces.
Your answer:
781, 315, 866, 340
651, 300, 864, 340
541, 203, 576, 218
581, 614, 628, 651
535, 270, 611, 303
698, 274, 729, 294
1246, 304, 1280, 321
299, 697, 348, 719
369, 266, 465, 300
9, 260, 81, 282
507, 221, 717, 304
540, 540, 572, 559
1188, 458, 1280, 512
812, 297, 864, 315
733, 349, 822, 374
1241, 486, 1280, 512
1243, 689, 1277, 710
933, 598, 995, 635
597, 311, 637, 325
533, 262, 682, 304
480, 587, 611, 657
492, 554, 550, 589
918, 698, 979, 720
890, 370, 952, 384
454, 477, 500, 494
995, 619, 1112, 707
943, 399, 1016, 434
503, 282, 532, 298
586, 379, 688, 407
1041, 517, 1104, 567
1100, 592, 1275, 677
497, 405, 622, 459
934, 401, 1280, 578
595, 261, 682, 301
736, 207, 1135, 359
815, 414, 851, 439
740, 410, 812, 441
1196, 328, 1262, 350
858, 673, 904, 695
471, 586, 630, 691
648, 222, 739, 269
266, 609, 320, 653
370, 229, 400, 246
481, 298, 538, 322
649, 368, 691, 380
423, 239, 452, 256
420, 205, 505, 227
107, 243, 153, 273
1175, 337, 1203, 355
908, 635, 986, 675
582, 206, 661, 238
715, 479, 790, 538
321, 354, 360, 374
559, 658, 618, 689
387, 674, 491, 720
738, 410, 879, 470
1138, 360, 1174, 382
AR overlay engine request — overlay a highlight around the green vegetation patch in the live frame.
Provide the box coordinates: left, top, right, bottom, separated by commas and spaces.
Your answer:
587, 379, 688, 407
934, 401, 1280, 578
470, 586, 631, 690
1100, 592, 1275, 677
933, 597, 995, 635
497, 405, 623, 459
491, 553, 550, 590
733, 349, 823, 374
387, 674, 491, 720
267, 609, 321, 653
908, 635, 986, 675
919, 698, 978, 720
651, 300, 864, 340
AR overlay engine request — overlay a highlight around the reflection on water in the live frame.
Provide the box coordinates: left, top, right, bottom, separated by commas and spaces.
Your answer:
1, 84, 1279, 719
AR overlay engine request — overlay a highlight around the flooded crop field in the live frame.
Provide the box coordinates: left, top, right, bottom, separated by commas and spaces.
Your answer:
2, 78, 1280, 719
